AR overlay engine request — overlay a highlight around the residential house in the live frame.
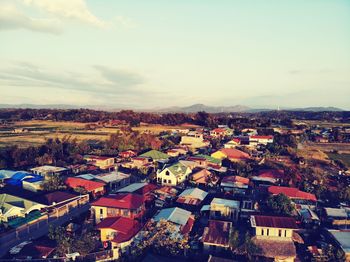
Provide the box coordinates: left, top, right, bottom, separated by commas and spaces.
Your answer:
122, 157, 151, 169
252, 169, 287, 186
249, 215, 299, 262
117, 182, 157, 204
0, 193, 46, 223
65, 177, 106, 198
325, 230, 350, 261
220, 176, 250, 195
118, 150, 137, 159
92, 171, 131, 193
268, 186, 317, 206
153, 207, 195, 235
202, 220, 233, 253
84, 155, 115, 170
96, 216, 142, 255
166, 147, 188, 157
224, 138, 242, 149
211, 148, 250, 162
30, 165, 68, 179
322, 208, 350, 229
176, 187, 208, 208
210, 128, 233, 138
139, 150, 170, 162
249, 135, 274, 146
180, 132, 210, 149
156, 162, 192, 186
191, 169, 219, 187
208, 198, 240, 222
92, 193, 145, 223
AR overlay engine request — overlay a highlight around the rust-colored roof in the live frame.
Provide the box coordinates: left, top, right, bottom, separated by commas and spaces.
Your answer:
222, 175, 249, 185
252, 215, 298, 229
202, 220, 232, 246
218, 148, 250, 160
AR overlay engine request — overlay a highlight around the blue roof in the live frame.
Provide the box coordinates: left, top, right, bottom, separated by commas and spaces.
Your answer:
154, 207, 191, 226
5, 172, 42, 186
0, 170, 28, 180
117, 182, 147, 193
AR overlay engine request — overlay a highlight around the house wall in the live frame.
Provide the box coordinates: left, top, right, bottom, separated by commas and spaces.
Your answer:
210, 204, 239, 221
92, 205, 144, 223
157, 167, 191, 186
255, 226, 293, 239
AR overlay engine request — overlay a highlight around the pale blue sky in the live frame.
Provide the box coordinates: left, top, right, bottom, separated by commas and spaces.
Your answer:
1, 0, 349, 109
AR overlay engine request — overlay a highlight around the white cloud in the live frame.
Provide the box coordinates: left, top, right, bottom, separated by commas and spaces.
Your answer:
23, 0, 106, 27
0, 4, 62, 34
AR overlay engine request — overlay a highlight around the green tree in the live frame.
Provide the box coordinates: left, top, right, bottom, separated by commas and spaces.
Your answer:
265, 193, 294, 216
229, 229, 240, 250
42, 175, 67, 191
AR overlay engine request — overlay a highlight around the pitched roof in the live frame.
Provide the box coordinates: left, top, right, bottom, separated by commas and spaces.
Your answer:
165, 162, 189, 176
139, 150, 169, 160
195, 154, 221, 164
36, 191, 79, 205
154, 207, 191, 226
250, 237, 296, 259
202, 220, 232, 247
92, 193, 144, 209
250, 135, 273, 140
178, 188, 208, 201
258, 169, 285, 179
117, 182, 157, 195
214, 148, 250, 160
192, 169, 218, 184
96, 217, 141, 244
251, 215, 298, 229
268, 186, 317, 201
65, 177, 105, 192
0, 193, 43, 214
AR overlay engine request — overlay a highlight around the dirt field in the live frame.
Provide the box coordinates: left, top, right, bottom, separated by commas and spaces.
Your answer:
327, 153, 350, 168
0, 120, 193, 148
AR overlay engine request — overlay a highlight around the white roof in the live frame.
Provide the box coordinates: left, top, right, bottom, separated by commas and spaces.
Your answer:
211, 198, 240, 209
179, 188, 208, 201
328, 230, 350, 253
154, 207, 191, 226
30, 165, 67, 173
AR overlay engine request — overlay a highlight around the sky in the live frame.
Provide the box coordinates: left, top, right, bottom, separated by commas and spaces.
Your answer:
0, 0, 350, 110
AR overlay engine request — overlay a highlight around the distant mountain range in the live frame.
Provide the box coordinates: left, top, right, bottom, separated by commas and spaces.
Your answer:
0, 103, 345, 113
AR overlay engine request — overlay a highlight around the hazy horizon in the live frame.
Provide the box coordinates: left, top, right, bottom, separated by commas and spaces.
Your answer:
1, 0, 350, 109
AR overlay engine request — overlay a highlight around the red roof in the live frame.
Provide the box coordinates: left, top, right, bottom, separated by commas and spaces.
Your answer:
202, 220, 232, 246
268, 186, 317, 201
92, 193, 144, 209
218, 148, 250, 160
96, 217, 141, 243
250, 135, 274, 139
212, 128, 227, 133
181, 216, 195, 235
252, 215, 298, 229
65, 177, 105, 192
222, 175, 249, 185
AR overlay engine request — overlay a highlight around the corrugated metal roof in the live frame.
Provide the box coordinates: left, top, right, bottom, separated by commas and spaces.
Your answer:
154, 207, 191, 226
178, 188, 208, 201
117, 182, 147, 193
328, 230, 350, 253
251, 215, 298, 229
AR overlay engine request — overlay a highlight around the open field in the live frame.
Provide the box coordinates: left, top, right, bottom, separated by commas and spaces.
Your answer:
303, 142, 350, 154
0, 120, 194, 148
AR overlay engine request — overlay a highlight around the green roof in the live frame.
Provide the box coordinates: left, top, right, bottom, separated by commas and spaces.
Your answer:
0, 194, 42, 214
167, 162, 189, 176
7, 210, 43, 228
195, 154, 221, 165
140, 150, 169, 160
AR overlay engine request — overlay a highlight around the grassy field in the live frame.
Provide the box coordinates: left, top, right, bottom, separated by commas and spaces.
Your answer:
327, 153, 350, 168
293, 120, 350, 128
0, 120, 193, 148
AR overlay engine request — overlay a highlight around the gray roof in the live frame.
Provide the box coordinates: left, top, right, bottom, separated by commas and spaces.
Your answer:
117, 182, 147, 193
328, 230, 350, 254
94, 171, 130, 183
154, 207, 191, 226
211, 198, 240, 209
324, 208, 349, 219
179, 188, 208, 201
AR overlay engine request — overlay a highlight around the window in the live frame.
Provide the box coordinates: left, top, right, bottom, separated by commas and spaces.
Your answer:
261, 229, 264, 236
100, 208, 103, 215
278, 229, 282, 237
166, 171, 170, 176
267, 229, 269, 236
284, 230, 287, 237
163, 179, 167, 183
168, 180, 171, 184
